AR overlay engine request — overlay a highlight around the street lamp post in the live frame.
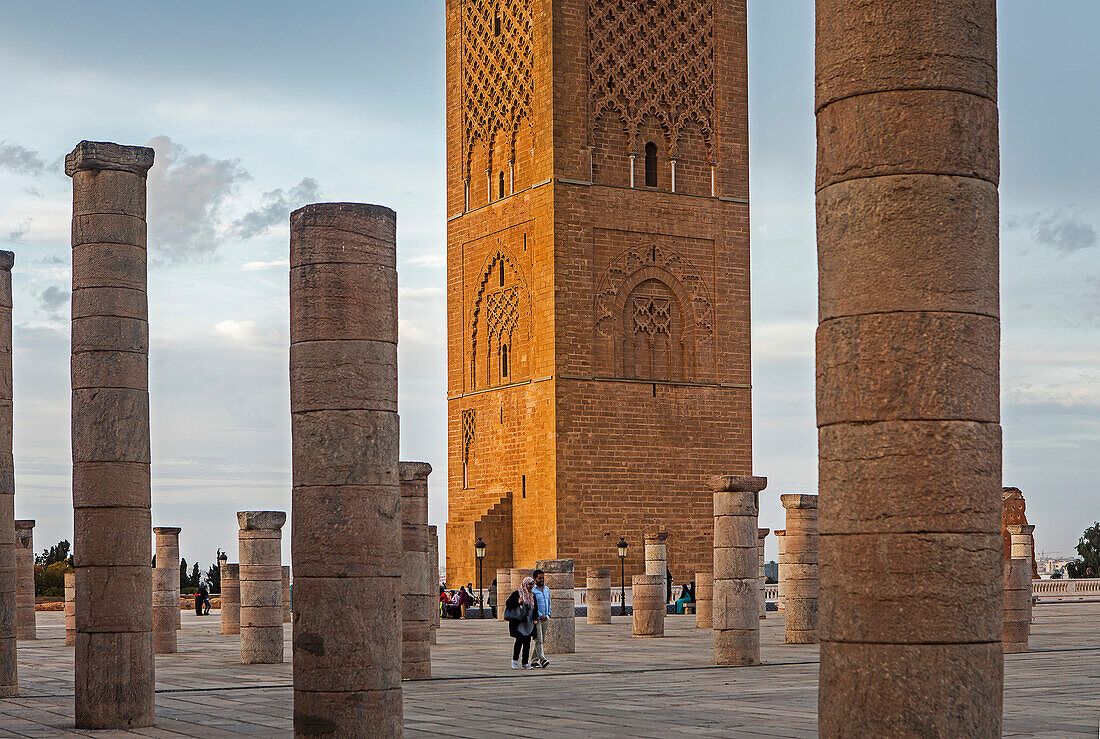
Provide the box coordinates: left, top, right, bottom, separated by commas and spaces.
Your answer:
617, 537, 628, 617
474, 537, 486, 619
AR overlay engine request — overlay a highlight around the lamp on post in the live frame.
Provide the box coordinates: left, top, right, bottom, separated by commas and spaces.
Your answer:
474, 537, 486, 619
617, 536, 628, 617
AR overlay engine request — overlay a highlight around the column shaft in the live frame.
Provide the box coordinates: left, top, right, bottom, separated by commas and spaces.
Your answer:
781, 495, 818, 644
238, 511, 285, 664
586, 567, 611, 625
1003, 524, 1034, 652
400, 461, 432, 679
290, 203, 401, 735
282, 567, 292, 623
496, 568, 512, 622
0, 253, 16, 696
152, 527, 180, 654
67, 140, 155, 730
643, 532, 669, 603
757, 528, 769, 619
65, 572, 76, 647
631, 575, 664, 637
535, 559, 575, 653
428, 526, 439, 644
815, 2, 1003, 733
711, 475, 766, 666
220, 564, 240, 635
14, 521, 34, 640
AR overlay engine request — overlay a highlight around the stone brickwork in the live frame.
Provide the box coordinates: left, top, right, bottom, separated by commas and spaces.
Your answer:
152, 527, 180, 654
14, 521, 34, 641
711, 475, 765, 666
0, 251, 15, 696
237, 511, 284, 665
586, 567, 611, 625
781, 495, 818, 645
445, 0, 752, 590
535, 558, 575, 653
401, 461, 433, 679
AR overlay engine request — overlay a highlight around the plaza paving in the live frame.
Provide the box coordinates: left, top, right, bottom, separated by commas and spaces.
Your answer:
0, 604, 1097, 737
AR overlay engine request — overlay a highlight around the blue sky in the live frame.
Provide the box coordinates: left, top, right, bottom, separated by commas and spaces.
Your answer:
0, 2, 1096, 569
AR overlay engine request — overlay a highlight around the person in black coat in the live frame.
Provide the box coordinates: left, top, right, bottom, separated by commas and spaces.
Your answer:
504, 576, 539, 670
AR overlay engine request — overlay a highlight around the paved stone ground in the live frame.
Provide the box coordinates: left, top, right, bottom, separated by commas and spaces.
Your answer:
0, 603, 1096, 737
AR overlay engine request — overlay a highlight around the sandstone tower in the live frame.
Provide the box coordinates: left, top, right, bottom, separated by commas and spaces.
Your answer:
446, 0, 750, 586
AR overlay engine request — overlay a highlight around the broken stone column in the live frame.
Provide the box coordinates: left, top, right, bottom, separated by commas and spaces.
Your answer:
0, 252, 15, 696
220, 563, 240, 635
238, 511, 285, 664
781, 495, 818, 644
282, 567, 291, 623
815, 2, 1003, 732
711, 475, 766, 666
631, 574, 664, 637
428, 525, 439, 644
535, 558, 575, 653
400, 461, 433, 680
65, 571, 76, 647
496, 568, 512, 621
644, 532, 669, 603
1003, 524, 1034, 653
14, 520, 34, 640
289, 203, 401, 734
152, 527, 180, 654
695, 572, 713, 628
586, 567, 611, 625
67, 139, 156, 729
758, 528, 769, 619
774, 529, 787, 613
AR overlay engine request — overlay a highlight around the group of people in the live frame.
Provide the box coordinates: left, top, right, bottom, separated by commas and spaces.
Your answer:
503, 569, 552, 670
440, 583, 480, 619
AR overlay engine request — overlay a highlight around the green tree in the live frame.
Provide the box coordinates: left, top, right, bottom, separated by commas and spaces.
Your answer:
34, 561, 73, 597
1066, 522, 1100, 578
180, 558, 189, 590
190, 562, 200, 588
36, 539, 72, 566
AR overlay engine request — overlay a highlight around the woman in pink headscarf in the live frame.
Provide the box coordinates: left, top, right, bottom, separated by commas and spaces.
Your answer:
503, 576, 540, 669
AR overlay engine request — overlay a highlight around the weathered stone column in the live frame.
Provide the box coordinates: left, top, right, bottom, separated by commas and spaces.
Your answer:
510, 568, 535, 594
282, 567, 291, 623
781, 495, 818, 644
400, 461, 432, 680
428, 525, 439, 644
711, 475, 766, 666
586, 567, 611, 625
238, 511, 285, 664
0, 252, 16, 696
695, 572, 713, 628
152, 527, 181, 654
495, 568, 512, 621
757, 528, 769, 619
14, 520, 34, 640
774, 529, 787, 613
644, 532, 669, 603
535, 558, 575, 653
631, 574, 664, 637
816, 2, 1003, 732
289, 203, 401, 734
67, 139, 155, 729
1003, 524, 1034, 653
65, 571, 76, 647
220, 563, 240, 635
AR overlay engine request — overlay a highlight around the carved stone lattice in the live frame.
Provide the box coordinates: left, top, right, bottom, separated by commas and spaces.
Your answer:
633, 297, 671, 335
471, 249, 532, 388
588, 0, 716, 157
461, 0, 534, 178
486, 287, 520, 342
462, 410, 476, 463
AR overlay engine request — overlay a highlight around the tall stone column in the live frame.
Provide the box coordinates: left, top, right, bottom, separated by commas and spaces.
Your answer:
1003, 524, 1034, 653
535, 558, 575, 653
238, 511, 285, 664
152, 527, 181, 654
711, 475, 766, 666
14, 520, 34, 640
781, 495, 818, 644
631, 574, 664, 637
586, 567, 611, 625
428, 525, 439, 644
695, 572, 713, 628
815, 2, 1003, 733
290, 203, 401, 734
220, 563, 240, 635
757, 528, 769, 619
644, 532, 669, 603
0, 251, 16, 696
65, 571, 76, 647
400, 461, 432, 680
774, 529, 786, 613
495, 568, 512, 621
67, 135, 156, 731
282, 567, 291, 623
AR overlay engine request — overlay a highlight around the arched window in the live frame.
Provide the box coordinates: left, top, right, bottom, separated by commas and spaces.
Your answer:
500, 344, 509, 379
645, 141, 658, 187
499, 171, 505, 199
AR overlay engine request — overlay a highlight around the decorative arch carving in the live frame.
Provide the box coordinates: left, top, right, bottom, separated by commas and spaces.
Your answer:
471, 246, 533, 388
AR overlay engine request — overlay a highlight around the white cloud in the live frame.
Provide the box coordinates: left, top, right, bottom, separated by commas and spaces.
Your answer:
406, 253, 445, 268
232, 178, 321, 240
399, 286, 444, 304
751, 321, 815, 363
241, 259, 289, 271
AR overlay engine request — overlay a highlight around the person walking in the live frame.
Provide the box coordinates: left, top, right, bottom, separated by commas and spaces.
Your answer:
488, 577, 498, 619
531, 569, 551, 668
504, 576, 539, 670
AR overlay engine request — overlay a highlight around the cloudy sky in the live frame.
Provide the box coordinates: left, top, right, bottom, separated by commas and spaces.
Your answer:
1, 2, 1096, 570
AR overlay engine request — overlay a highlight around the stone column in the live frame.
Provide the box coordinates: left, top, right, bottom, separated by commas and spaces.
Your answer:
428, 525, 439, 644
400, 461, 433, 680
644, 532, 669, 603
631, 574, 664, 637
535, 558, 575, 653
695, 572, 713, 629
757, 528, 769, 619
282, 567, 291, 623
586, 567, 611, 625
152, 527, 181, 654
774, 530, 786, 613
496, 568, 512, 621
711, 475, 766, 666
0, 252, 15, 697
67, 140, 155, 729
289, 203, 401, 734
1003, 524, 1034, 653
14, 520, 34, 640
65, 571, 76, 646
510, 568, 535, 594
815, 2, 1003, 732
238, 511, 285, 664
781, 495, 818, 645
220, 563, 240, 635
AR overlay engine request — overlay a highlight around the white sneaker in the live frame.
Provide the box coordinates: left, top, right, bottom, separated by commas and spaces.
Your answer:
524, 663, 535, 670
511, 660, 520, 669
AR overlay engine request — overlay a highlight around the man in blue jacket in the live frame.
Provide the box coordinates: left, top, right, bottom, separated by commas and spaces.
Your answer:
531, 569, 551, 668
